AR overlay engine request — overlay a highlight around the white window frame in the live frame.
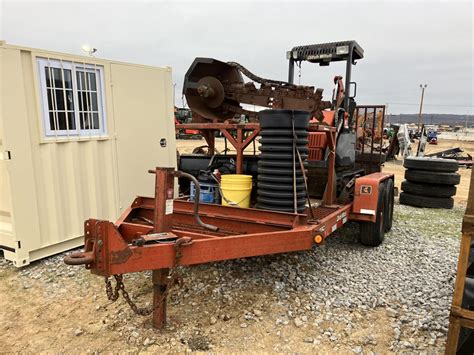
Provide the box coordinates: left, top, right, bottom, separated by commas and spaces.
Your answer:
37, 57, 107, 138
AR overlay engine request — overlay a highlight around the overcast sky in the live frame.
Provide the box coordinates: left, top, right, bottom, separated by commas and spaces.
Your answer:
1, 1, 473, 115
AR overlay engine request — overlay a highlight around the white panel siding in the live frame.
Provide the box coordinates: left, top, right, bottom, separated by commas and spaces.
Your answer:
31, 140, 118, 249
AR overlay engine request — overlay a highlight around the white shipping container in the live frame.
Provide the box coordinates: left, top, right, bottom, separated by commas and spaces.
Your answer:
0, 42, 177, 266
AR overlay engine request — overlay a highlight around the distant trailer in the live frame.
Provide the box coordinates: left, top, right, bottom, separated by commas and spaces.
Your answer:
0, 42, 177, 266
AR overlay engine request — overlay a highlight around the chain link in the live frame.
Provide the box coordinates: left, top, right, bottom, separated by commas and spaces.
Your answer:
227, 61, 294, 87
105, 274, 122, 301
104, 239, 187, 316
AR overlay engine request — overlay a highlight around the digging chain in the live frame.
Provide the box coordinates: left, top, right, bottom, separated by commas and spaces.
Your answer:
104, 238, 192, 316
227, 61, 295, 87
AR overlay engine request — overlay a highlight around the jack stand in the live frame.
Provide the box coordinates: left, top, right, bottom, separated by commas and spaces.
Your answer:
152, 268, 170, 329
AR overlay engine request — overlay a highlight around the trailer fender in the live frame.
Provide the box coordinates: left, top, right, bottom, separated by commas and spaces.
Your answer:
351, 172, 394, 222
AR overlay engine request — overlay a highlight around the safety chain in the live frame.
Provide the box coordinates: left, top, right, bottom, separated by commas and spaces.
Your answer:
104, 237, 192, 316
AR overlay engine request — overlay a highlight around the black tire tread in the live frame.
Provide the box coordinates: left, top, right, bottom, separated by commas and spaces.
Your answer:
385, 179, 395, 232
404, 157, 458, 172
405, 169, 461, 185
399, 192, 454, 209
401, 180, 456, 198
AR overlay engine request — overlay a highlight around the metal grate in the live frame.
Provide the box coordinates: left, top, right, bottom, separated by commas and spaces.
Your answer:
312, 206, 339, 220
355, 105, 386, 173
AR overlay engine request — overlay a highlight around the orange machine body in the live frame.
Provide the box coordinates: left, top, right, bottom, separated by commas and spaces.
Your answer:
351, 172, 394, 222
308, 111, 336, 161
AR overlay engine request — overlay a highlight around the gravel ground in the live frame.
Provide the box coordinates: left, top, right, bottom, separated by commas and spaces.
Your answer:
0, 202, 463, 353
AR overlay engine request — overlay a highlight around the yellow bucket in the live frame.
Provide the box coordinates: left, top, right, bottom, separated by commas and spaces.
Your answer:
220, 174, 253, 208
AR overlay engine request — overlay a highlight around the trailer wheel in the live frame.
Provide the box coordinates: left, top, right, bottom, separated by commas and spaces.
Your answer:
359, 182, 386, 247
384, 179, 394, 232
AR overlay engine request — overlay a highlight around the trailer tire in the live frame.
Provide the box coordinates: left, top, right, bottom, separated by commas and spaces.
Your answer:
405, 169, 461, 185
359, 182, 386, 247
384, 179, 394, 232
401, 180, 457, 198
399, 192, 454, 209
403, 157, 458, 172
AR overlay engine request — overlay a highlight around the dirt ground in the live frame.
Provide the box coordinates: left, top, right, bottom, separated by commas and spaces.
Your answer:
0, 259, 395, 353
0, 136, 471, 353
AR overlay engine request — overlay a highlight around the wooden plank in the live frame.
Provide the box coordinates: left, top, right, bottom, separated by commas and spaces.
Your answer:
463, 165, 474, 233
451, 234, 472, 309
446, 315, 461, 355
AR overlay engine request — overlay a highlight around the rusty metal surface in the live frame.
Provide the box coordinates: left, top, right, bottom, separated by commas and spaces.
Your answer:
81, 205, 354, 276
354, 105, 386, 175
152, 269, 169, 328
64, 167, 361, 329
77, 168, 356, 276
320, 128, 337, 205
311, 206, 339, 220
183, 58, 331, 122
63, 251, 94, 265
176, 123, 260, 174
110, 247, 133, 264
153, 167, 175, 232
84, 221, 316, 276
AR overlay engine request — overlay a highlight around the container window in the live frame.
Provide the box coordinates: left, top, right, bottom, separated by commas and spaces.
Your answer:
37, 58, 107, 138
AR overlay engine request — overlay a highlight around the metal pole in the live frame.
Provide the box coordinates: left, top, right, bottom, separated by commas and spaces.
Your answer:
418, 84, 427, 132
151, 167, 175, 328
344, 46, 353, 112
173, 83, 176, 107
152, 269, 169, 328
288, 58, 295, 84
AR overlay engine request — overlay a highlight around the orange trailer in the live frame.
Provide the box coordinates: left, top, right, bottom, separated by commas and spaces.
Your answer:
65, 123, 394, 328
65, 41, 394, 328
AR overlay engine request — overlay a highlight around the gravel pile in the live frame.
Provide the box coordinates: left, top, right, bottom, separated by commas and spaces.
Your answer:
1, 202, 463, 352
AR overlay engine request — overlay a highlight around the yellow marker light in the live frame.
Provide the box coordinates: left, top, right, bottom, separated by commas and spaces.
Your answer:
314, 235, 323, 244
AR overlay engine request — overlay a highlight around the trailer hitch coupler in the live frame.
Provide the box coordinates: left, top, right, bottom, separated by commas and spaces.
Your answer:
64, 251, 94, 265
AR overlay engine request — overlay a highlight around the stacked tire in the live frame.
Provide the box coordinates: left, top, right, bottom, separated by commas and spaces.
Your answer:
400, 157, 460, 209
